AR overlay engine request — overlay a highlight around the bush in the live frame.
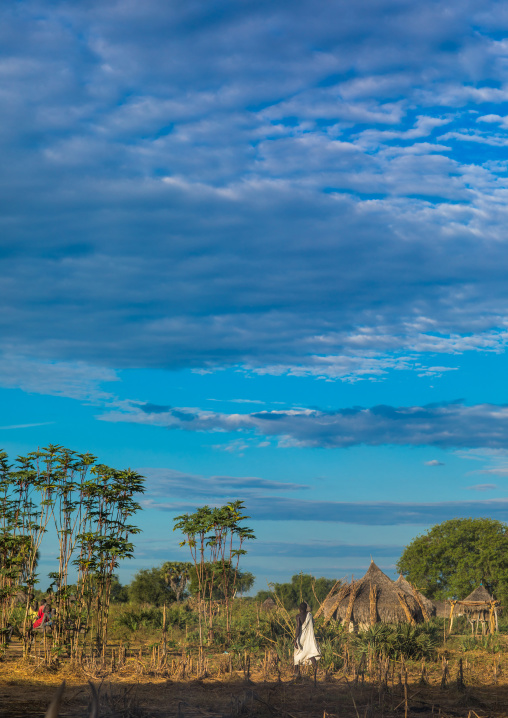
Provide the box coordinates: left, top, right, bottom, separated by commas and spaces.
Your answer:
114, 603, 196, 633
353, 623, 440, 661
459, 634, 503, 653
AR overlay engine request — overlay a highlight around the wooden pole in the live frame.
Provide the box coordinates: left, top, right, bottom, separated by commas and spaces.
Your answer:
449, 600, 456, 634
409, 582, 430, 621
344, 581, 359, 629
397, 592, 415, 625
369, 584, 378, 626
323, 583, 350, 625
314, 579, 341, 619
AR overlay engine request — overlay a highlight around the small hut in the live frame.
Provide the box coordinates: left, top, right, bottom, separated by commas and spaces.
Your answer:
261, 597, 276, 612
323, 561, 422, 631
449, 585, 500, 635
395, 575, 436, 621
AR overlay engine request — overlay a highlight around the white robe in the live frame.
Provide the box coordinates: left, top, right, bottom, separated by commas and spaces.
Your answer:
294, 612, 321, 665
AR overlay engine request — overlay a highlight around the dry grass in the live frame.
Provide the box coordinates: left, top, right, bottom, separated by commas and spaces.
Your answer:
2, 638, 508, 717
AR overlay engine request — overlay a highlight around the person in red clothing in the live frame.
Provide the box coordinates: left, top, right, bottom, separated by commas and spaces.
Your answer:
33, 599, 47, 629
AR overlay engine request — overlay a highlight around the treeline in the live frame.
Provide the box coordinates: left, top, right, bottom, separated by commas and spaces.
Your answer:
112, 564, 336, 613
111, 561, 255, 605
256, 573, 337, 613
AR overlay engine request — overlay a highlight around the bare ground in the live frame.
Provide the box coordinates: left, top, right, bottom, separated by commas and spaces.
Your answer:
1, 654, 508, 718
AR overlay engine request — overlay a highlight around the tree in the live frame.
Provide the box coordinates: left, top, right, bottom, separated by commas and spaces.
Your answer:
174, 501, 255, 644
188, 564, 255, 598
397, 518, 508, 606
110, 575, 129, 603
161, 561, 192, 602
256, 573, 337, 612
128, 566, 177, 605
0, 445, 144, 656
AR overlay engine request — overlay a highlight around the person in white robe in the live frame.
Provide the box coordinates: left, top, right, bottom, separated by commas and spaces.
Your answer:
293, 601, 321, 682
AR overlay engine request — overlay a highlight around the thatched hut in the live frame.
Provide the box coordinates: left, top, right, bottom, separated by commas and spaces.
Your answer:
323, 561, 422, 631
261, 597, 276, 612
395, 575, 436, 621
449, 585, 500, 634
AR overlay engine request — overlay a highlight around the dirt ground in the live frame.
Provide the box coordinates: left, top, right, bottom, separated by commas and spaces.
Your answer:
1, 657, 508, 718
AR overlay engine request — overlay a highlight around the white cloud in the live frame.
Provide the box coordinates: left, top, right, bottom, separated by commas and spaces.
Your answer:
0, 354, 119, 402
3, 0, 508, 385
0, 422, 55, 430
465, 483, 499, 491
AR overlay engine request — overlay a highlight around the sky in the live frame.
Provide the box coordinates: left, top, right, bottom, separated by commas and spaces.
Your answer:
2, 0, 508, 592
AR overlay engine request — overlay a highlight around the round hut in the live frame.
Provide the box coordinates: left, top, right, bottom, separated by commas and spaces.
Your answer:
450, 585, 500, 634
395, 575, 436, 621
323, 561, 422, 631
261, 597, 276, 612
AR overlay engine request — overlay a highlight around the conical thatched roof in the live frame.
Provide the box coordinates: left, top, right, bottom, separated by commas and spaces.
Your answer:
396, 575, 436, 619
261, 597, 276, 611
462, 585, 494, 604
324, 561, 421, 625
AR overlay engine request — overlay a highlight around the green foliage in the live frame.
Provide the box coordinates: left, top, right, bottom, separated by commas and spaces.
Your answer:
115, 607, 163, 632
114, 603, 195, 632
174, 501, 256, 644
256, 574, 337, 612
353, 622, 440, 661
160, 562, 192, 602
110, 575, 129, 603
129, 566, 178, 606
397, 518, 508, 606
0, 445, 145, 655
314, 619, 346, 673
459, 634, 503, 653
319, 639, 345, 673
188, 563, 255, 599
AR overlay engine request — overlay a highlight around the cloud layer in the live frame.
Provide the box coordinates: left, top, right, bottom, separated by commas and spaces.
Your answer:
103, 400, 508, 449
147, 495, 508, 525
2, 1, 508, 380
141, 467, 310, 498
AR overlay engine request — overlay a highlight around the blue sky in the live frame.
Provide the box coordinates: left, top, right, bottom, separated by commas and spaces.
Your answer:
2, 0, 508, 591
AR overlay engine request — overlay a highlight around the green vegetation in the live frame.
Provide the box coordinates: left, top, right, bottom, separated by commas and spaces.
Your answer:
352, 622, 440, 661
0, 445, 144, 657
174, 501, 255, 645
124, 562, 254, 605
397, 517, 508, 606
3, 445, 508, 685
256, 573, 337, 612
128, 565, 185, 606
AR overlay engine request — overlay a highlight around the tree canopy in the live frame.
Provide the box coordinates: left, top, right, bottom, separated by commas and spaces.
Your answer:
255, 573, 337, 612
128, 561, 254, 605
128, 566, 181, 605
396, 518, 508, 605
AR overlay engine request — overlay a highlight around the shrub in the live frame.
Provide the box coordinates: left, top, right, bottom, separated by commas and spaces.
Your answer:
114, 603, 196, 633
353, 623, 440, 661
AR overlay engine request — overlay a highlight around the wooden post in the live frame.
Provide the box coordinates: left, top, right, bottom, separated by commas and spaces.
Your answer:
344, 581, 359, 629
410, 582, 430, 621
369, 584, 378, 626
322, 583, 350, 626
397, 591, 415, 625
314, 579, 341, 619
449, 600, 456, 633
